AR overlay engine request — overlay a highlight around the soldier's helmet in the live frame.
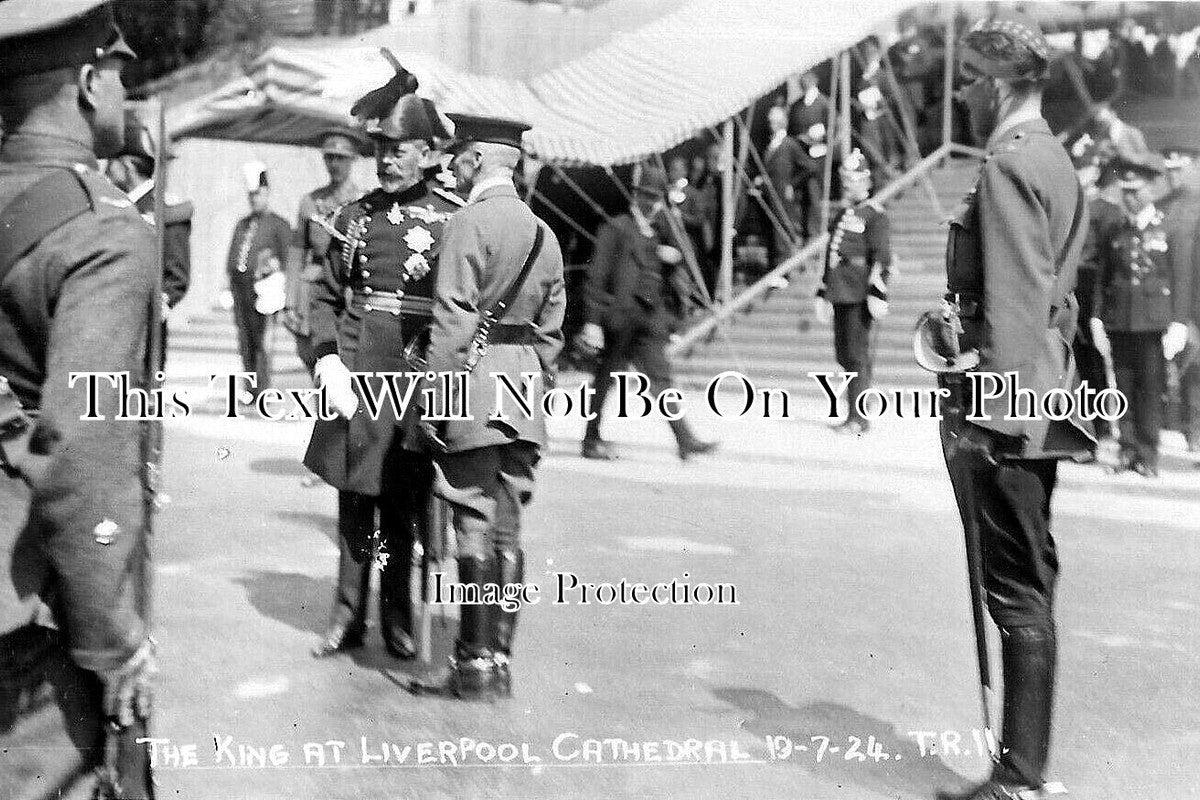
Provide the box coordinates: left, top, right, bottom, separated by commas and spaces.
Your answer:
959, 11, 1051, 82
913, 309, 981, 373
839, 148, 872, 184
350, 56, 449, 145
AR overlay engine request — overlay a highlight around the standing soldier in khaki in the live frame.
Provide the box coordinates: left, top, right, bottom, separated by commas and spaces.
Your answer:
285, 131, 362, 378
304, 66, 462, 660
935, 12, 1092, 800
417, 114, 565, 700
0, 1, 157, 797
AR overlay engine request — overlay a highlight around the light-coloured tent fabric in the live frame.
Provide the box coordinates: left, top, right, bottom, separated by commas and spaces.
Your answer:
169, 0, 910, 166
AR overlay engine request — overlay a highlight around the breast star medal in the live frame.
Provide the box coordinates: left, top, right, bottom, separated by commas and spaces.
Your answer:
386, 202, 404, 226
403, 225, 435, 254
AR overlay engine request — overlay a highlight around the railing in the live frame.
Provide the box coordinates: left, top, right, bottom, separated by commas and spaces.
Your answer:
666, 141, 982, 357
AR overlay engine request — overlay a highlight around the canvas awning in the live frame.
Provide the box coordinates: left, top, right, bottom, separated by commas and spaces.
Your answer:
168, 0, 911, 166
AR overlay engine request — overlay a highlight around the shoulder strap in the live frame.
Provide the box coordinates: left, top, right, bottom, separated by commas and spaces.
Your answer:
0, 169, 92, 285
487, 223, 546, 321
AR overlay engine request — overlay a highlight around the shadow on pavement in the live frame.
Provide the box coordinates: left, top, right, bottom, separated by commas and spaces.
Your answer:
713, 688, 971, 800
276, 510, 338, 543
233, 570, 330, 637
249, 457, 314, 476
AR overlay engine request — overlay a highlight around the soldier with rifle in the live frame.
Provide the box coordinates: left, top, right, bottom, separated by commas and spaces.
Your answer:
0, 1, 159, 796
917, 12, 1093, 800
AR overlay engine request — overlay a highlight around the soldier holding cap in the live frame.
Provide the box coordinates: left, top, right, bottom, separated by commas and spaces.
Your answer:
0, 1, 157, 796
413, 112, 565, 700
304, 65, 462, 660
934, 12, 1092, 800
579, 164, 719, 461
225, 162, 292, 402
285, 131, 363, 377
1091, 155, 1177, 475
814, 148, 891, 435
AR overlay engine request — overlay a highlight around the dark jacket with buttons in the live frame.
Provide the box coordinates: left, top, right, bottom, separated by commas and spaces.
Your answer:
303, 180, 461, 494
945, 118, 1093, 459
1094, 206, 1175, 333
819, 200, 891, 304
0, 133, 157, 673
225, 210, 291, 283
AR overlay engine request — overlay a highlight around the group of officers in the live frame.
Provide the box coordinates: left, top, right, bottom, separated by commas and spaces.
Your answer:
0, 2, 1184, 799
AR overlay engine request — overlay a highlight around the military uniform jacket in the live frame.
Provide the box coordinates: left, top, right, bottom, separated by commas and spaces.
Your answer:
135, 189, 192, 308
1162, 188, 1200, 328
787, 93, 831, 166
584, 212, 673, 332
0, 133, 157, 673
225, 210, 291, 282
425, 182, 566, 453
287, 179, 360, 335
1095, 204, 1175, 333
303, 181, 460, 494
945, 118, 1092, 458
1076, 196, 1122, 336
819, 200, 891, 304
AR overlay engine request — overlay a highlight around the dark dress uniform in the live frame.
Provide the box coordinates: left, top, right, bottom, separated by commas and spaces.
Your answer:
761, 132, 807, 262
1072, 195, 1122, 439
0, 137, 157, 798
303, 179, 461, 656
225, 209, 291, 395
1162, 185, 1200, 448
787, 92, 831, 240
939, 64, 1093, 798
818, 198, 891, 428
1095, 204, 1175, 471
287, 177, 360, 376
423, 115, 566, 698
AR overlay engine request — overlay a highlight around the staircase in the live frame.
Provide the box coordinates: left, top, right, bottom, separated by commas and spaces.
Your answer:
672, 158, 982, 398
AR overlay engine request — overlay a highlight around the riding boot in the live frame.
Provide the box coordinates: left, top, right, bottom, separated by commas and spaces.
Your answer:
491, 549, 524, 698
313, 492, 373, 657
379, 515, 417, 659
448, 555, 497, 701
669, 418, 718, 461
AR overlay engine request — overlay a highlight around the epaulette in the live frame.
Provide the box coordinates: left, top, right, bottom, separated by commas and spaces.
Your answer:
431, 186, 467, 207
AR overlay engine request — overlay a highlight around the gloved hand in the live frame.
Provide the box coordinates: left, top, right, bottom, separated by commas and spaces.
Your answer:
866, 295, 889, 319
1089, 317, 1110, 361
656, 244, 683, 265
97, 637, 157, 728
314, 354, 358, 419
581, 322, 605, 353
1163, 321, 1189, 360
813, 297, 833, 325
160, 292, 172, 324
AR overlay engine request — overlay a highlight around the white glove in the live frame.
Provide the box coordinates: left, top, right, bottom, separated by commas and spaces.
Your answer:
97, 637, 157, 728
1163, 321, 1189, 360
581, 322, 605, 352
1090, 318, 1111, 360
160, 292, 172, 323
813, 297, 833, 325
314, 355, 358, 419
866, 295, 889, 320
656, 244, 683, 265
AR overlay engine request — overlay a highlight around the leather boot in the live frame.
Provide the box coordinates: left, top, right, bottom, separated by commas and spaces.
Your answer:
313, 493, 373, 658
448, 556, 497, 701
379, 519, 416, 659
936, 624, 1058, 800
670, 419, 718, 461
491, 549, 524, 698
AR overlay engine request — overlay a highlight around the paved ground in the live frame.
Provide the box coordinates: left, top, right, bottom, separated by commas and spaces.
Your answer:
144, 353, 1200, 800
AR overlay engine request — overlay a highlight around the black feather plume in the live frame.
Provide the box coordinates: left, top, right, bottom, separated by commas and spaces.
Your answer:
350, 49, 420, 121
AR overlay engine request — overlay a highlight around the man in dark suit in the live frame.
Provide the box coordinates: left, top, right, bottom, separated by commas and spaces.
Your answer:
0, 3, 157, 796
1091, 156, 1176, 476
757, 105, 806, 265
814, 149, 891, 435
579, 166, 718, 462
935, 13, 1093, 800
106, 105, 193, 371
418, 114, 566, 700
225, 163, 292, 402
304, 70, 462, 659
1160, 149, 1200, 451
787, 71, 831, 242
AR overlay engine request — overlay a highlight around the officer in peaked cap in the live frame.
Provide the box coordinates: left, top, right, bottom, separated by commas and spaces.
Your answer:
814, 148, 891, 435
931, 10, 1093, 800
415, 111, 566, 700
0, 1, 157, 797
285, 130, 364, 378
304, 63, 463, 661
1092, 154, 1180, 476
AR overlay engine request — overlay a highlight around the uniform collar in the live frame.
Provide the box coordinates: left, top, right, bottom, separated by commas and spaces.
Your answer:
986, 114, 1049, 153
467, 175, 516, 204
374, 181, 427, 206
0, 131, 98, 170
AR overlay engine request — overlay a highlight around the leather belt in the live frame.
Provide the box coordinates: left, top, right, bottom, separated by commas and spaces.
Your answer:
488, 324, 538, 345
945, 291, 983, 320
352, 290, 432, 317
